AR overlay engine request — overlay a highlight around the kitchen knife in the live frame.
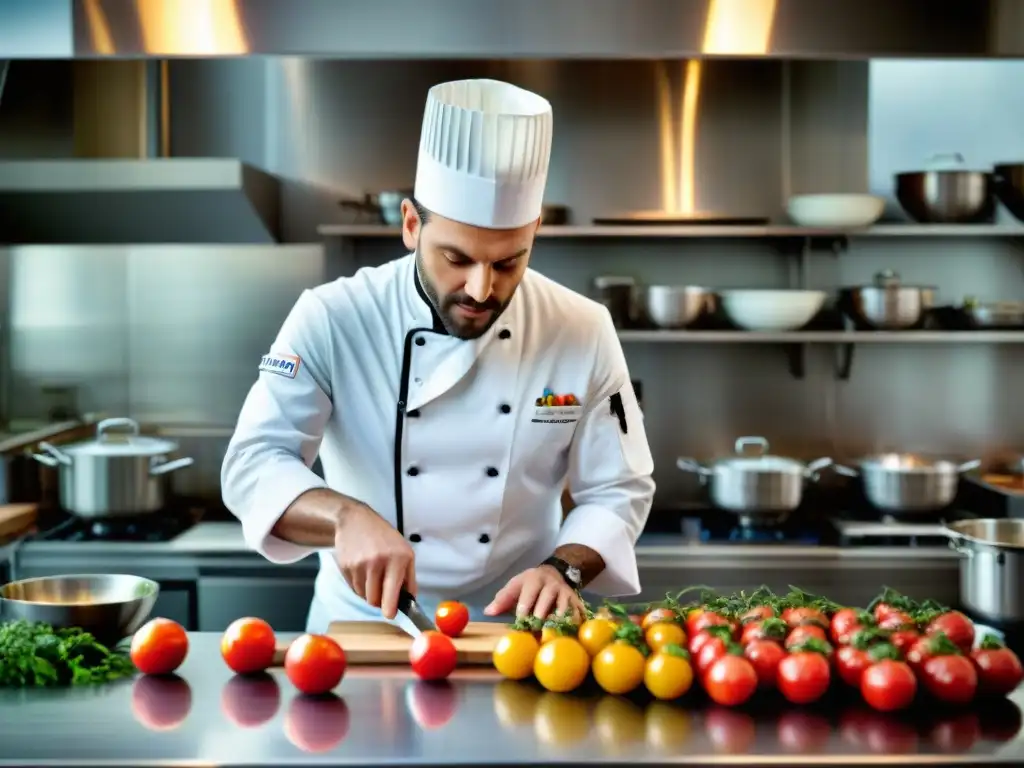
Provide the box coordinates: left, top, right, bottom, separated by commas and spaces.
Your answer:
397, 588, 437, 635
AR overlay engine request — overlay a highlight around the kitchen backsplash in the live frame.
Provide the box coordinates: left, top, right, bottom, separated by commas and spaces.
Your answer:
1, 58, 1024, 505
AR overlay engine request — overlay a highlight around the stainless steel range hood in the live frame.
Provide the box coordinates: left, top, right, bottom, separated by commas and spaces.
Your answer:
0, 0, 1017, 59
0, 59, 280, 245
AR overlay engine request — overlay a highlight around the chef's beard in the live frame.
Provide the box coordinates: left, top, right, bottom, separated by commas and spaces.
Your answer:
415, 252, 511, 340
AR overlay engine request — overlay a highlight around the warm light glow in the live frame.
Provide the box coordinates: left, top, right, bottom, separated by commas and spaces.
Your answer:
82, 0, 115, 55
136, 0, 249, 55
654, 62, 677, 213
655, 60, 704, 215
702, 0, 778, 55
678, 60, 703, 214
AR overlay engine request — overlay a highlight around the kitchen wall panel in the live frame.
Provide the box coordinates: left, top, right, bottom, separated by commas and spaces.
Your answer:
3, 58, 1024, 507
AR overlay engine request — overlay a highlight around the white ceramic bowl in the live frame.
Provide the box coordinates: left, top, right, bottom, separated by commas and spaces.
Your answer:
720, 290, 828, 331
787, 194, 885, 228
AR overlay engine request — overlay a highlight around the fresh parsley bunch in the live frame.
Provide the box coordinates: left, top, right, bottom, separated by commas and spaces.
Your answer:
0, 620, 136, 687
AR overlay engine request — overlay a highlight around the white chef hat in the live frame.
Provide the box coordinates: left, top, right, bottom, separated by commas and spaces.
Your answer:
414, 79, 553, 230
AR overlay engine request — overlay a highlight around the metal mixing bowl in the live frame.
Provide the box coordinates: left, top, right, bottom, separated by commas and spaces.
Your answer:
839, 270, 935, 330
0, 574, 159, 644
895, 163, 995, 224
645, 285, 714, 329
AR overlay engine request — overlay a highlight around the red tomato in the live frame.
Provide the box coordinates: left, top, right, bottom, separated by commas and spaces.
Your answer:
689, 625, 732, 658
831, 608, 872, 645
971, 640, 1024, 697
889, 629, 921, 654
688, 610, 730, 637
704, 654, 758, 707
921, 654, 978, 705
785, 625, 828, 651
744, 639, 786, 689
739, 605, 775, 625
221, 617, 277, 675
409, 631, 458, 681
741, 618, 787, 646
906, 631, 959, 673
696, 636, 730, 677
130, 618, 189, 676
777, 650, 831, 704
284, 634, 347, 695
836, 645, 874, 688
781, 606, 828, 629
435, 601, 470, 638
925, 611, 975, 654
872, 601, 901, 622
878, 611, 915, 631
642, 607, 680, 630
861, 659, 917, 712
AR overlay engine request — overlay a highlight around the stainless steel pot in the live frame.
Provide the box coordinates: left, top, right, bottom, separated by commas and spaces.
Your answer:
834, 453, 981, 514
946, 518, 1023, 624
839, 270, 936, 330
895, 153, 995, 224
645, 285, 714, 329
677, 436, 832, 525
31, 418, 194, 518
961, 298, 1024, 329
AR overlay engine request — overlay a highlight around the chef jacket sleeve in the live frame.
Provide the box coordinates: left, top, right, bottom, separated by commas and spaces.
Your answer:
557, 309, 655, 597
221, 289, 334, 564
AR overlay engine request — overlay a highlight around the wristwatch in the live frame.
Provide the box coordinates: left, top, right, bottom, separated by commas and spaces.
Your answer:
542, 556, 582, 590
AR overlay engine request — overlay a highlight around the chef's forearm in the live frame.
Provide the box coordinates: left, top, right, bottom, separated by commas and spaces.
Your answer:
269, 488, 366, 547
553, 543, 605, 587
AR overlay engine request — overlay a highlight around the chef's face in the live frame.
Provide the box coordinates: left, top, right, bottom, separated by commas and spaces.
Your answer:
402, 199, 538, 340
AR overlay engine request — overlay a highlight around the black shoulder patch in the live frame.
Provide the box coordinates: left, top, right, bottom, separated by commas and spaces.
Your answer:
609, 392, 628, 434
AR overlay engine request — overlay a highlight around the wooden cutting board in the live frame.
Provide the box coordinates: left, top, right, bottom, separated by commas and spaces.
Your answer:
0, 503, 37, 543
272, 621, 510, 666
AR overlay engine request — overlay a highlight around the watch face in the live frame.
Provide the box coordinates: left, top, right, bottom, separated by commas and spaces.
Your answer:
565, 565, 582, 586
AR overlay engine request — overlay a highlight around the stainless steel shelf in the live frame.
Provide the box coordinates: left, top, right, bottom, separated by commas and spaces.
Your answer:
617, 330, 1024, 343
317, 223, 1024, 239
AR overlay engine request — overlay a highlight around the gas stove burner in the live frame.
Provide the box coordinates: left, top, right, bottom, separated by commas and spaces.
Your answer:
34, 509, 199, 543
729, 526, 787, 543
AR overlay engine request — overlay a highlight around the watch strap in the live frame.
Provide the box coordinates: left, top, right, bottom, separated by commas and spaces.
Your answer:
542, 556, 582, 589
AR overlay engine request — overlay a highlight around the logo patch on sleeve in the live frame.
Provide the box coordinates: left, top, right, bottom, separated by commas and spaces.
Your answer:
259, 353, 301, 379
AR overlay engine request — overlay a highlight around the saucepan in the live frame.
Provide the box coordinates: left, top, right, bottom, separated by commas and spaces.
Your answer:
873, 519, 1024, 626
895, 153, 995, 224
833, 453, 981, 515
31, 417, 194, 518
677, 436, 832, 526
0, 574, 159, 644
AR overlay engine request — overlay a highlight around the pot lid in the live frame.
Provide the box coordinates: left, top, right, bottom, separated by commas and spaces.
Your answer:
58, 418, 177, 457
714, 436, 804, 471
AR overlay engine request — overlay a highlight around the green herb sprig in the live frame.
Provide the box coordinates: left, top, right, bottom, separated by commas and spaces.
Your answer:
0, 620, 136, 687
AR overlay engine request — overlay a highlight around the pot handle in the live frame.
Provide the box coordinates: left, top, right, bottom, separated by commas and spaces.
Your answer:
97, 417, 141, 440
37, 441, 72, 466
734, 436, 768, 456
924, 153, 967, 171
804, 457, 834, 480
676, 457, 711, 476
833, 463, 860, 477
149, 457, 195, 477
31, 452, 61, 468
957, 459, 981, 473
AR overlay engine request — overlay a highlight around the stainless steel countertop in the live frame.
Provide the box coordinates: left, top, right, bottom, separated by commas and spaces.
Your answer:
0, 632, 1020, 766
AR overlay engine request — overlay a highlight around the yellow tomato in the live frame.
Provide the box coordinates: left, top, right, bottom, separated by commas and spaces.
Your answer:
492, 630, 540, 680
533, 637, 589, 693
591, 642, 646, 695
645, 622, 686, 652
577, 618, 617, 657
643, 649, 693, 701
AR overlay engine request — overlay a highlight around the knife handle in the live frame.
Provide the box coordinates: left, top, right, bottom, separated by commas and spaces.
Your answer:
397, 587, 417, 614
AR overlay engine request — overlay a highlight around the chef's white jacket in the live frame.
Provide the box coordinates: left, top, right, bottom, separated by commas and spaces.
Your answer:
221, 253, 655, 631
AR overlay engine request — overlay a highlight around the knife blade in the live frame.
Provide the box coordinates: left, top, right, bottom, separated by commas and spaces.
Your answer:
397, 588, 437, 635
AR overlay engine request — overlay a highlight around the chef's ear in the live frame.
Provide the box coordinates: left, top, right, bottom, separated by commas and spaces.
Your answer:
401, 198, 422, 251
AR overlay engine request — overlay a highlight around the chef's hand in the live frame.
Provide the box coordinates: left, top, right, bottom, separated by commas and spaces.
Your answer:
333, 504, 417, 620
484, 565, 585, 622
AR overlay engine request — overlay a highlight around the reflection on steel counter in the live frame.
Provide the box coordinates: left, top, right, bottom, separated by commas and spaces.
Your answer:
1, 634, 1021, 765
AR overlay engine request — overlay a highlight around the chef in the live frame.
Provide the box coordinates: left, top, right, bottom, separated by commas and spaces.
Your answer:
222, 78, 655, 633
